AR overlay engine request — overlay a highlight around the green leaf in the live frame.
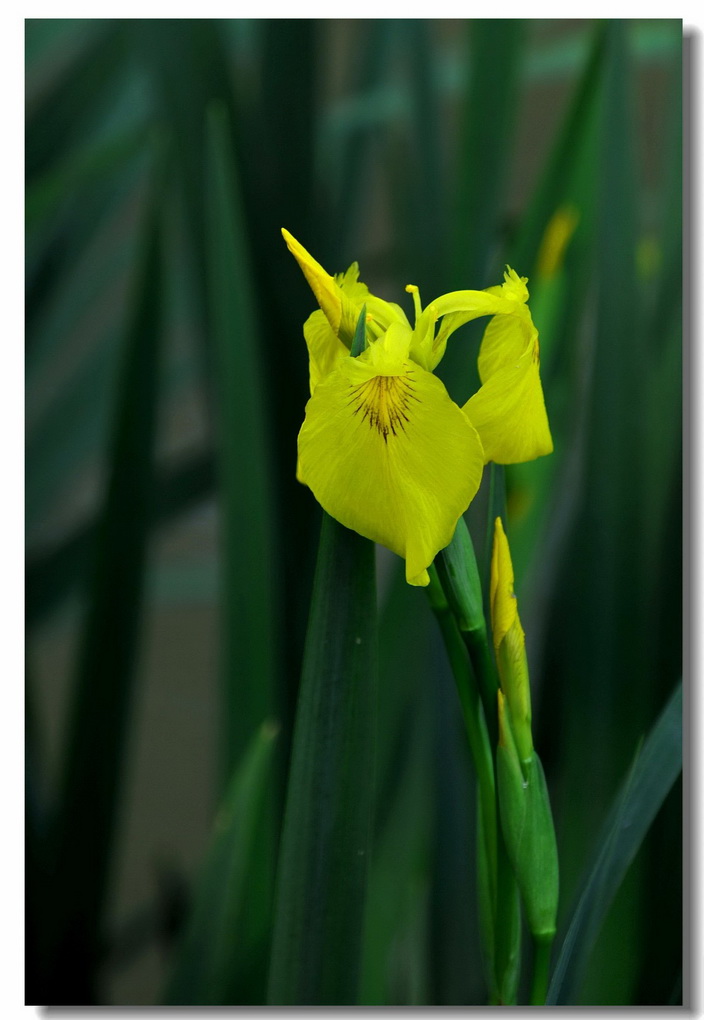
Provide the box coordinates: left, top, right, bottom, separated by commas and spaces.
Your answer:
26, 21, 128, 181
547, 681, 682, 1005
403, 20, 446, 291
497, 749, 558, 940
267, 514, 377, 1005
38, 138, 166, 1004
453, 19, 523, 288
205, 103, 280, 783
26, 450, 216, 629
509, 22, 606, 275
329, 21, 395, 253
26, 125, 148, 229
204, 104, 282, 1003
351, 304, 367, 357
437, 20, 522, 405
164, 721, 279, 1005
359, 689, 432, 1005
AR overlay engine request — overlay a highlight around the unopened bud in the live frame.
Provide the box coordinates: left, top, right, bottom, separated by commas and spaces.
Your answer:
490, 517, 532, 763
498, 692, 558, 940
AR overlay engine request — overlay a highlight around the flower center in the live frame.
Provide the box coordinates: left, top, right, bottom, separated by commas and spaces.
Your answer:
348, 372, 420, 443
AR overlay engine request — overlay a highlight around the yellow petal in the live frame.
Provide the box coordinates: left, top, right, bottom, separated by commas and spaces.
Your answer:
413, 270, 529, 371
304, 310, 348, 394
283, 229, 407, 348
297, 351, 485, 585
281, 228, 347, 334
463, 308, 553, 464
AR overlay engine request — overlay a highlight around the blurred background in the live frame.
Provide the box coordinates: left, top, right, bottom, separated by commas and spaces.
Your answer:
25, 18, 682, 1006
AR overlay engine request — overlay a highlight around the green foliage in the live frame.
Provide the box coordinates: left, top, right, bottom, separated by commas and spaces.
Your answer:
547, 682, 682, 1005
267, 515, 377, 1005
164, 721, 279, 1005
28, 136, 166, 1003
26, 19, 682, 1007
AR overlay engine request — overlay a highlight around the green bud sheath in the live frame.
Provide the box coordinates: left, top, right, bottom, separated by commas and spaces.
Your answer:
497, 732, 559, 940
436, 517, 485, 634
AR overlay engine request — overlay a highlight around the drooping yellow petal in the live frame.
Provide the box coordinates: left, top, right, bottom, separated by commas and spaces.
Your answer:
463, 305, 553, 464
303, 310, 348, 394
297, 328, 485, 585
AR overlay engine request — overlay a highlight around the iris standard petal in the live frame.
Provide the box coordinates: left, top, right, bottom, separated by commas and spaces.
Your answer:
282, 228, 344, 333
282, 228, 360, 341
335, 262, 411, 332
297, 353, 484, 586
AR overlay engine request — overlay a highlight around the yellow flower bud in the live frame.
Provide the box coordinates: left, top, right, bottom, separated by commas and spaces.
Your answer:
491, 517, 532, 763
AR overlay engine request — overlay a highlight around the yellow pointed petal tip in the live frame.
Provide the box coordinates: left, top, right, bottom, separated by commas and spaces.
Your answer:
490, 516, 518, 652
282, 227, 343, 335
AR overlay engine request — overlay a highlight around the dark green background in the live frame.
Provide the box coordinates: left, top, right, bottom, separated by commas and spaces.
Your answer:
26, 19, 682, 1006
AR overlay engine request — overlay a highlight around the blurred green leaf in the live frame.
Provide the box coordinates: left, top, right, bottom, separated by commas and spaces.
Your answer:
525, 20, 677, 79
547, 681, 682, 1005
320, 23, 678, 144
26, 125, 148, 229
360, 684, 432, 1005
34, 139, 165, 1004
502, 22, 606, 661
26, 21, 127, 181
402, 20, 446, 292
205, 102, 280, 781
509, 22, 606, 276
453, 19, 523, 288
26, 450, 216, 629
267, 515, 377, 1005
164, 721, 279, 1005
235, 18, 321, 747
204, 101, 283, 1003
330, 22, 395, 252
433, 22, 522, 407
356, 554, 434, 1006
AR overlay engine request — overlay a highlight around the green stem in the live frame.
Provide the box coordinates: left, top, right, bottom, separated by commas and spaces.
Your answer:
529, 935, 553, 1006
427, 566, 498, 956
493, 834, 521, 1005
434, 519, 500, 745
432, 519, 521, 1004
462, 624, 499, 748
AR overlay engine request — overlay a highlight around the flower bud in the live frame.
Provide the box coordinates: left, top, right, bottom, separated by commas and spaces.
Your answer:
490, 517, 533, 763
497, 693, 559, 940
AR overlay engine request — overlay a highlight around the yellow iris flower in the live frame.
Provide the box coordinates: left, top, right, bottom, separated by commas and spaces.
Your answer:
282, 229, 552, 587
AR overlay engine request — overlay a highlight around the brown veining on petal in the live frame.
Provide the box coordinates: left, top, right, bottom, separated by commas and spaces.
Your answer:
348, 371, 420, 443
